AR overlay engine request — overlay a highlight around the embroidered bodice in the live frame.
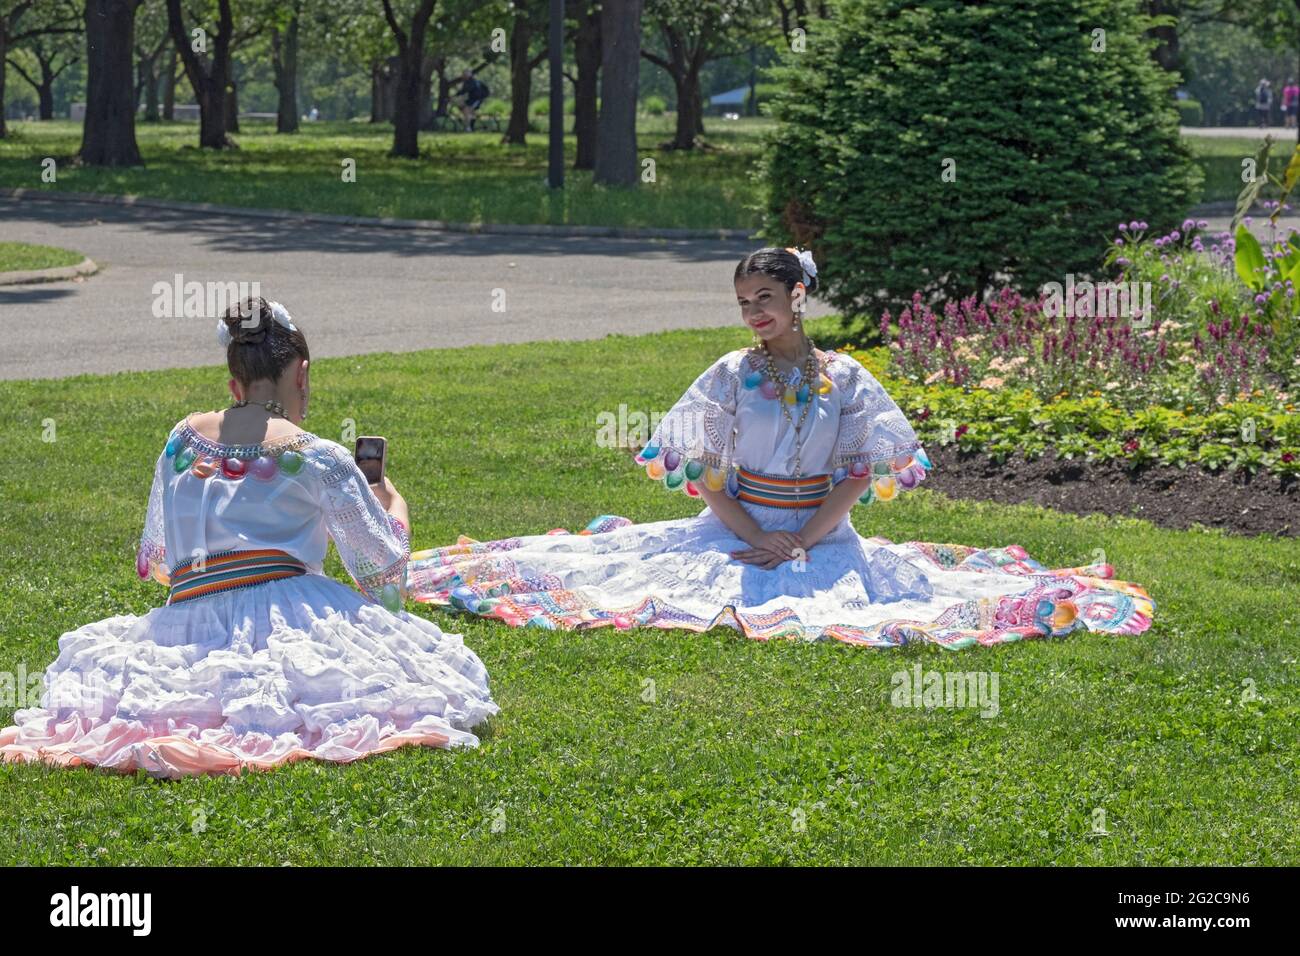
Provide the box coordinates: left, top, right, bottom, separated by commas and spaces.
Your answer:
136, 416, 410, 602
636, 349, 930, 503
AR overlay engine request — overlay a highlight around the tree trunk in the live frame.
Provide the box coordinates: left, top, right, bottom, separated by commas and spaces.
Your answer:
593, 0, 642, 186
652, 24, 704, 150
418, 53, 437, 130
38, 76, 54, 120
134, 49, 160, 120
502, 14, 534, 146
670, 71, 701, 149
143, 56, 160, 121
391, 51, 422, 155
573, 4, 600, 170
225, 79, 239, 133
167, 0, 232, 148
370, 62, 384, 122
1144, 1, 1179, 72
383, 0, 436, 157
271, 15, 299, 133
80, 0, 145, 165
163, 47, 176, 119
0, 34, 9, 137
435, 63, 451, 116
133, 53, 145, 109
197, 83, 228, 146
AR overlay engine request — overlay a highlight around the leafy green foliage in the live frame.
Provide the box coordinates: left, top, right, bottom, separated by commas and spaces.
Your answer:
760, 0, 1200, 321
856, 346, 1300, 477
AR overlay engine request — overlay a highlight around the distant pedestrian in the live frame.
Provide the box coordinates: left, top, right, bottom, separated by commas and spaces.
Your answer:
1255, 79, 1273, 128
452, 70, 489, 132
1284, 79, 1299, 129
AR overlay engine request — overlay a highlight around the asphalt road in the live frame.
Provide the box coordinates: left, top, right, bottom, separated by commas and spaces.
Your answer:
2, 197, 1290, 382
1, 197, 833, 381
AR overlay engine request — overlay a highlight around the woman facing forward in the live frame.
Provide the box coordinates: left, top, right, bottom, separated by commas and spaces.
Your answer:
1, 297, 497, 778
405, 248, 1154, 648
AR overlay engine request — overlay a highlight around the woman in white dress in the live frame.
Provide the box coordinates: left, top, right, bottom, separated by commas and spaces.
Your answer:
1, 298, 497, 778
406, 248, 1154, 648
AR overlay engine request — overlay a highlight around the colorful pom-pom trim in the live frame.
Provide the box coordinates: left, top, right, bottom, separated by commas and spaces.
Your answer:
635, 444, 931, 504
164, 421, 316, 483
831, 446, 932, 504
634, 443, 726, 497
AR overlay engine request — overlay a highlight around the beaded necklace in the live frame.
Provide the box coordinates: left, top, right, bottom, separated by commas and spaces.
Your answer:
231, 398, 287, 418
761, 337, 821, 480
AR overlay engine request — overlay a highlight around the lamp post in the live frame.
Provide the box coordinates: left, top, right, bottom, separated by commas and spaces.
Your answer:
548, 0, 564, 189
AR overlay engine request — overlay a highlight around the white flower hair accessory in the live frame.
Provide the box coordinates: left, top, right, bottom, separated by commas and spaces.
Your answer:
795, 248, 817, 286
215, 300, 297, 348
269, 300, 296, 331
785, 246, 818, 287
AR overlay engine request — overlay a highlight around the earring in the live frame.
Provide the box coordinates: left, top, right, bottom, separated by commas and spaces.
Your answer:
793, 314, 801, 332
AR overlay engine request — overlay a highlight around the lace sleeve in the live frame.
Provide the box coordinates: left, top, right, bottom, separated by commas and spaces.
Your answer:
314, 442, 409, 611
635, 352, 741, 497
135, 446, 170, 586
829, 354, 932, 504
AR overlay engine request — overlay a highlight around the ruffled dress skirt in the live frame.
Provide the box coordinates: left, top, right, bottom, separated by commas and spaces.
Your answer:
0, 574, 498, 778
406, 504, 1154, 648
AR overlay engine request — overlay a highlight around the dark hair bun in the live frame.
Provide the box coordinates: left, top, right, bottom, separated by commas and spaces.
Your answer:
221, 295, 310, 386
223, 297, 274, 346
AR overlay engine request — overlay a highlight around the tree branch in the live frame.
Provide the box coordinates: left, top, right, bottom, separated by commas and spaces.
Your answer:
2, 1, 39, 38
380, 0, 409, 53
640, 48, 673, 72
4, 56, 39, 89
11, 24, 80, 43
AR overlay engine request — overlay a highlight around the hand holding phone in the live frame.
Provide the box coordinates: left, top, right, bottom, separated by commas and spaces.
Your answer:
354, 436, 388, 486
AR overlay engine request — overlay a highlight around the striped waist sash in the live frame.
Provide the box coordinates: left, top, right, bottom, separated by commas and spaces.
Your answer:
735, 468, 832, 509
167, 548, 307, 605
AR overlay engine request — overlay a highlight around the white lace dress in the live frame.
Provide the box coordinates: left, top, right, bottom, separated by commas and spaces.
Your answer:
1, 417, 498, 778
406, 349, 1154, 647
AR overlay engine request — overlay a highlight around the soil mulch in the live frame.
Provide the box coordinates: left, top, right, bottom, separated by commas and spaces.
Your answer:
924, 446, 1298, 538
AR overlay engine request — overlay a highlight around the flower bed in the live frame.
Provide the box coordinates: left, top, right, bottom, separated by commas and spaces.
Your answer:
857, 218, 1300, 480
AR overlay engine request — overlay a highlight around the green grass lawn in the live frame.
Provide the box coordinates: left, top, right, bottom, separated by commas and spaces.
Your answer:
1, 319, 1296, 865
0, 117, 1241, 230
1183, 134, 1273, 205
0, 240, 82, 273
0, 117, 767, 231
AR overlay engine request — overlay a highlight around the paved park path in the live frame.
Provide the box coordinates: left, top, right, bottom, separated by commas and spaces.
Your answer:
2, 195, 1293, 381
1182, 125, 1300, 140
1, 196, 819, 381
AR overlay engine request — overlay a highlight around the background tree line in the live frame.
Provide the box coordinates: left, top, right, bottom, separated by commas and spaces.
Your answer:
2, 1, 1297, 171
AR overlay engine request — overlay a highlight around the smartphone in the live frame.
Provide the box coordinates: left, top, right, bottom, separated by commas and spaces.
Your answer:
354, 436, 388, 485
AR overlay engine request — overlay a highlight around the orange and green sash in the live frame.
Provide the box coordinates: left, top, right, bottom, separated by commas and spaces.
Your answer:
167, 549, 307, 605
735, 468, 832, 509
